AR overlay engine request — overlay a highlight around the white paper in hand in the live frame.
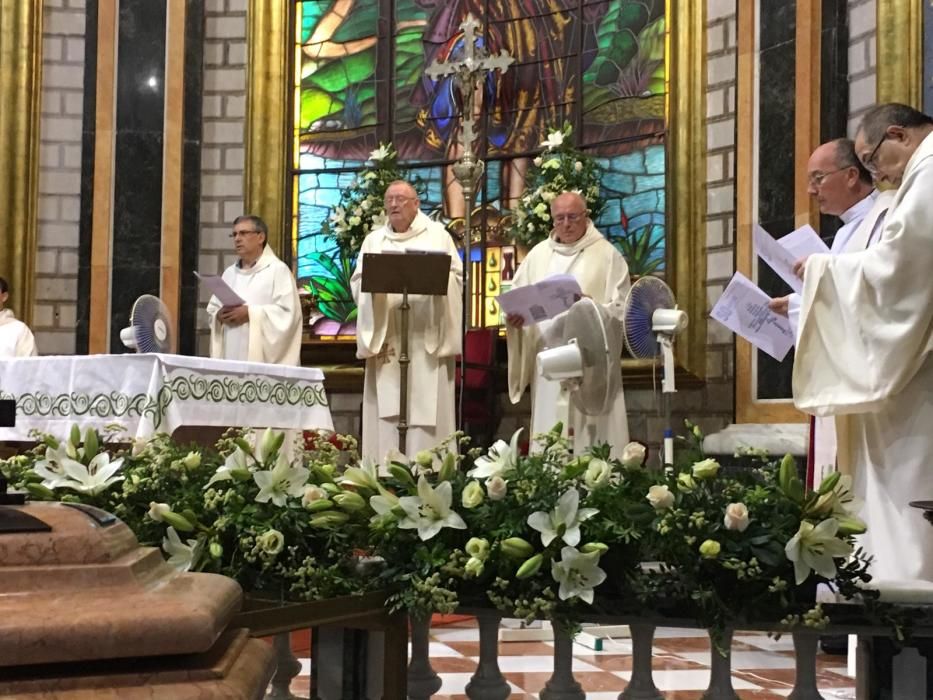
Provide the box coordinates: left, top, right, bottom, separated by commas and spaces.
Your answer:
195, 272, 245, 307
753, 225, 803, 293
497, 273, 582, 325
778, 224, 830, 259
710, 272, 795, 361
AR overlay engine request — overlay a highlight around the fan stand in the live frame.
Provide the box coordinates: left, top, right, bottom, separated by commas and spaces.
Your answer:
659, 333, 677, 470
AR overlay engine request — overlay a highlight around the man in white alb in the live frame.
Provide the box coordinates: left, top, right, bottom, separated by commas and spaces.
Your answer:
506, 191, 630, 456
0, 277, 37, 357
769, 139, 894, 488
207, 215, 303, 365
351, 181, 463, 462
794, 103, 933, 582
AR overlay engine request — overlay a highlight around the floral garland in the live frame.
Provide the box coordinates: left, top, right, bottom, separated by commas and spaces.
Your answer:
322, 143, 406, 261
509, 125, 604, 248
0, 421, 888, 641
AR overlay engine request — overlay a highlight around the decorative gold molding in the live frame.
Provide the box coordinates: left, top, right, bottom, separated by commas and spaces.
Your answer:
245, 0, 290, 255
735, 0, 808, 424
160, 0, 187, 349
89, 0, 118, 353
876, 0, 922, 107
0, 1, 43, 325
668, 0, 708, 380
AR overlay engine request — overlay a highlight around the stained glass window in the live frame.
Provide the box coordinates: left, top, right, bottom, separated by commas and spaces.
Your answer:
291, 0, 668, 337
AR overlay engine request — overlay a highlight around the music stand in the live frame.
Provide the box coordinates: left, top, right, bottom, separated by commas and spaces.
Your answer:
360, 251, 451, 455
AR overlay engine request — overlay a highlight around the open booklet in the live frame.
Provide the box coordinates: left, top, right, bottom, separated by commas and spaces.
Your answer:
753, 224, 829, 293
496, 273, 583, 325
710, 272, 795, 361
194, 272, 245, 307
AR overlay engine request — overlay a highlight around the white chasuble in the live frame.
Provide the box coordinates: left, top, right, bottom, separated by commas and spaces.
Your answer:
794, 132, 933, 582
351, 212, 463, 462
207, 246, 303, 366
0, 310, 37, 358
506, 225, 631, 457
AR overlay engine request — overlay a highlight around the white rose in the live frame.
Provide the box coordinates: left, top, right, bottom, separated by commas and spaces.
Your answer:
182, 451, 201, 470
486, 475, 507, 501
541, 190, 556, 202
257, 529, 285, 555
348, 216, 361, 226
302, 485, 327, 507
584, 458, 611, 488
533, 156, 543, 166
692, 458, 721, 480
147, 502, 171, 522
646, 484, 675, 510
574, 161, 583, 172
620, 442, 646, 468
723, 502, 750, 532
361, 199, 371, 210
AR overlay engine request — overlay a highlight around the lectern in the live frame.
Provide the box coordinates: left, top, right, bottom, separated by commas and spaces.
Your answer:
361, 251, 451, 455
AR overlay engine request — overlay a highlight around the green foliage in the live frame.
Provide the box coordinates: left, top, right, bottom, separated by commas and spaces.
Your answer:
509, 125, 605, 247
304, 250, 357, 323
610, 224, 664, 277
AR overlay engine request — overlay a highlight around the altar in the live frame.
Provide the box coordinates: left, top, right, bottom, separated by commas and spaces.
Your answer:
0, 354, 333, 441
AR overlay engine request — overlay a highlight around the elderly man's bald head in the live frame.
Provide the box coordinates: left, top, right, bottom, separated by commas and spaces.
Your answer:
549, 191, 590, 244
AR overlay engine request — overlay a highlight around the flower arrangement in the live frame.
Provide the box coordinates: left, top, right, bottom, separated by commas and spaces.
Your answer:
509, 125, 604, 248
0, 421, 886, 643
635, 422, 875, 651
322, 143, 407, 260
361, 427, 658, 632
3, 426, 378, 602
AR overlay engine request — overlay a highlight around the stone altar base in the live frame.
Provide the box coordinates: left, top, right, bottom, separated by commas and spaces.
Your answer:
0, 502, 275, 699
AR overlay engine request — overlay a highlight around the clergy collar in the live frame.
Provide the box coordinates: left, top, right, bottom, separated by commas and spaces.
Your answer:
547, 222, 604, 255
0, 309, 16, 326
839, 189, 877, 225
384, 211, 431, 242
236, 245, 276, 273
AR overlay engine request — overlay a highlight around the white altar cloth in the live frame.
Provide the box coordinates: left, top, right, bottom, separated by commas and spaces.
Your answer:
0, 354, 333, 440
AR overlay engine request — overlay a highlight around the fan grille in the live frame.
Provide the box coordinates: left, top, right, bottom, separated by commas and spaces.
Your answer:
130, 295, 174, 353
623, 277, 676, 359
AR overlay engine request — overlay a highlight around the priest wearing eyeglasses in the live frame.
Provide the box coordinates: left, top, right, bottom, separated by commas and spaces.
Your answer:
505, 191, 631, 455
206, 215, 303, 365
793, 103, 933, 582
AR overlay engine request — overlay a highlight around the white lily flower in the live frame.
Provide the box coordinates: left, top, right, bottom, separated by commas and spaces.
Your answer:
32, 443, 81, 489
527, 488, 598, 548
369, 144, 391, 162
540, 130, 564, 150
206, 446, 249, 487
784, 518, 854, 585
162, 526, 203, 572
468, 428, 522, 479
551, 546, 607, 604
37, 452, 124, 495
253, 453, 310, 507
397, 476, 467, 541
340, 457, 381, 491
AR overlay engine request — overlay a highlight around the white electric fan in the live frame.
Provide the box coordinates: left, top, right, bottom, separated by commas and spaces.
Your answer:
621, 276, 688, 467
536, 297, 623, 451
119, 295, 175, 353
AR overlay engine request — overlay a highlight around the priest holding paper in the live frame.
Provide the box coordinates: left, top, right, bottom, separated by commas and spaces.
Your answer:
794, 103, 933, 582
351, 181, 463, 462
207, 215, 303, 365
506, 191, 631, 455
769, 139, 892, 335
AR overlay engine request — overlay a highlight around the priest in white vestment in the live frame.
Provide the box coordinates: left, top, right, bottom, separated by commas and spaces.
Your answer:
794, 103, 933, 582
207, 215, 303, 365
769, 139, 894, 487
506, 192, 631, 456
0, 277, 37, 357
351, 181, 463, 462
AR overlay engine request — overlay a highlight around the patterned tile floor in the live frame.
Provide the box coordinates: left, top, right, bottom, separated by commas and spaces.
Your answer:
288, 618, 857, 699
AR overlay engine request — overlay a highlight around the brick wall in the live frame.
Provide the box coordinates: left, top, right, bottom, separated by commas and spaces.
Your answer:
34, 0, 86, 355
196, 0, 249, 355
847, 0, 876, 135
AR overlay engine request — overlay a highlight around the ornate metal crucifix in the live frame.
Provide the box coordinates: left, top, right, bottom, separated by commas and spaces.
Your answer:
425, 13, 513, 433
425, 13, 514, 161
